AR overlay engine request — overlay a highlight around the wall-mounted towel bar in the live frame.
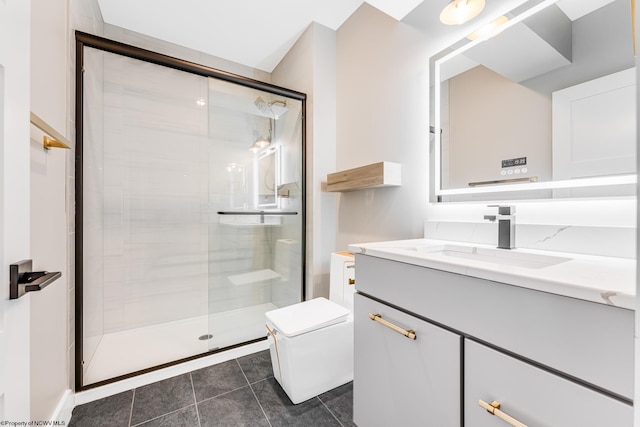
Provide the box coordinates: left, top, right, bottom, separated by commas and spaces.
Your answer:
10, 259, 61, 299
30, 112, 71, 150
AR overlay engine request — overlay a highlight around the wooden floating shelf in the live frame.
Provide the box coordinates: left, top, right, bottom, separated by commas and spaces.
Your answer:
326, 162, 402, 192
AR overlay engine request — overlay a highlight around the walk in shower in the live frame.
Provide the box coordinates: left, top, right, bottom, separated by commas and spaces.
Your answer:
75, 32, 305, 389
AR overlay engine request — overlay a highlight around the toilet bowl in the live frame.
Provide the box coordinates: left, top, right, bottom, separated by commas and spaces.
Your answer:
265, 252, 355, 404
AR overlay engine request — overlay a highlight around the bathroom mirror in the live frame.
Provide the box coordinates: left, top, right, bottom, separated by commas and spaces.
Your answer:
256, 145, 280, 208
432, 0, 637, 201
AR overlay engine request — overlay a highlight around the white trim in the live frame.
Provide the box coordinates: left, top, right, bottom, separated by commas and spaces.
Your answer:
75, 340, 268, 406
50, 389, 74, 424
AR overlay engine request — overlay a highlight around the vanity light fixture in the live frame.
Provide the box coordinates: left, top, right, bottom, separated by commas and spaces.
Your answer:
466, 15, 509, 41
440, 0, 486, 25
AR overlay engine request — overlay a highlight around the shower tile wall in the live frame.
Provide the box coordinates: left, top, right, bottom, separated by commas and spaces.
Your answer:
83, 47, 105, 372
83, 48, 210, 343
103, 53, 210, 333
83, 49, 299, 337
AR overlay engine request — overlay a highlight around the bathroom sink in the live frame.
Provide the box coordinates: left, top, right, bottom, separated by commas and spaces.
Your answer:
410, 244, 571, 269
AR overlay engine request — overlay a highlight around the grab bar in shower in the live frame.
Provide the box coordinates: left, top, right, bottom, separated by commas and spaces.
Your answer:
217, 211, 298, 215
217, 210, 298, 225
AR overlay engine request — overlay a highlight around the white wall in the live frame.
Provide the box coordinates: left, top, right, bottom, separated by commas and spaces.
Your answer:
272, 22, 337, 299
0, 0, 32, 420
30, 0, 70, 419
335, 4, 431, 250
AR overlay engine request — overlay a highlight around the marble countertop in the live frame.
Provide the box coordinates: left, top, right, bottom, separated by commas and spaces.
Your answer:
348, 239, 636, 310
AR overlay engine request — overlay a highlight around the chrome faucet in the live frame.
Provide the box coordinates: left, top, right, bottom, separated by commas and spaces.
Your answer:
484, 205, 516, 249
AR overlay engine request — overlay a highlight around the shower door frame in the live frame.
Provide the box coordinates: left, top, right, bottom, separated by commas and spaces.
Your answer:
74, 31, 307, 391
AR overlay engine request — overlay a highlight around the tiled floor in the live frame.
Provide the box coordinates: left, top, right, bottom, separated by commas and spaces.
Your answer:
69, 350, 356, 427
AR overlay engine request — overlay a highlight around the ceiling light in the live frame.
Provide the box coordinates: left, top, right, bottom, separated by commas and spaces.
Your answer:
466, 15, 509, 41
440, 0, 486, 25
250, 137, 270, 152
196, 98, 206, 106
226, 163, 242, 172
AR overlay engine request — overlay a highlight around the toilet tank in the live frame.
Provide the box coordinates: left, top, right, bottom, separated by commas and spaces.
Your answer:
329, 251, 355, 310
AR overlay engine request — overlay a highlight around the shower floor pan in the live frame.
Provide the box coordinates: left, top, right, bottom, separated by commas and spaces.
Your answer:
83, 302, 277, 386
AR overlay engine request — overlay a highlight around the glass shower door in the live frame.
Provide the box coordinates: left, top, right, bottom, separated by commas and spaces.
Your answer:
81, 47, 213, 386
79, 34, 305, 388
205, 78, 304, 350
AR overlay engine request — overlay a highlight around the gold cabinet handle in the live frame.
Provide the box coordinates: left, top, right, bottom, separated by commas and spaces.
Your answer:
479, 400, 528, 427
368, 313, 417, 340
348, 278, 355, 285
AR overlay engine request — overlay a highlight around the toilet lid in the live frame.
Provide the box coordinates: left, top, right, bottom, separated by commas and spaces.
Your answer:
266, 297, 350, 338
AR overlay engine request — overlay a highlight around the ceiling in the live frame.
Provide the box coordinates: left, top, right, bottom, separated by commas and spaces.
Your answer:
96, 0, 613, 73
96, 0, 425, 72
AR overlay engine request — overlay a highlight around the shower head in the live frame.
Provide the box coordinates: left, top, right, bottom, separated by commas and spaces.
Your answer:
254, 96, 273, 117
253, 97, 273, 149
252, 96, 289, 151
253, 96, 288, 119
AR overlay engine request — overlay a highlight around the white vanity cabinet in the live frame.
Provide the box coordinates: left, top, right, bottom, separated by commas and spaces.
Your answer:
353, 293, 462, 427
353, 254, 634, 427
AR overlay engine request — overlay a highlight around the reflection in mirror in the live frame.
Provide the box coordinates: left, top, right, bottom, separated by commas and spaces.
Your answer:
256, 146, 280, 208
432, 0, 637, 201
226, 162, 247, 209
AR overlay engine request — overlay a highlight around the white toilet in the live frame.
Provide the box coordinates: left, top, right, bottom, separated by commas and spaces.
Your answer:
265, 251, 355, 404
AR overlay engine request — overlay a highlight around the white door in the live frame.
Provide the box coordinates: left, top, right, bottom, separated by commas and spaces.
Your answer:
552, 68, 636, 180
0, 0, 32, 420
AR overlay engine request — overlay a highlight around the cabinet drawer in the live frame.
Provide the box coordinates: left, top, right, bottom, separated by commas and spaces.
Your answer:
465, 340, 632, 427
354, 294, 462, 427
355, 254, 633, 399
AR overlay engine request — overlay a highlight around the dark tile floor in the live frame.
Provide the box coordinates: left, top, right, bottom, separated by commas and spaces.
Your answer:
69, 350, 356, 427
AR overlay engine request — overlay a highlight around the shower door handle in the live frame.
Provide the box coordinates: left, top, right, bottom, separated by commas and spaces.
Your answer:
217, 211, 298, 215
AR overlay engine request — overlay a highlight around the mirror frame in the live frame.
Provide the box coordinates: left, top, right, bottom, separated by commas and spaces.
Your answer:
432, 0, 637, 199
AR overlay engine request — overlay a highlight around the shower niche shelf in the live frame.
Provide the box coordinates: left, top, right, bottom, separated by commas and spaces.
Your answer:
326, 161, 401, 192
